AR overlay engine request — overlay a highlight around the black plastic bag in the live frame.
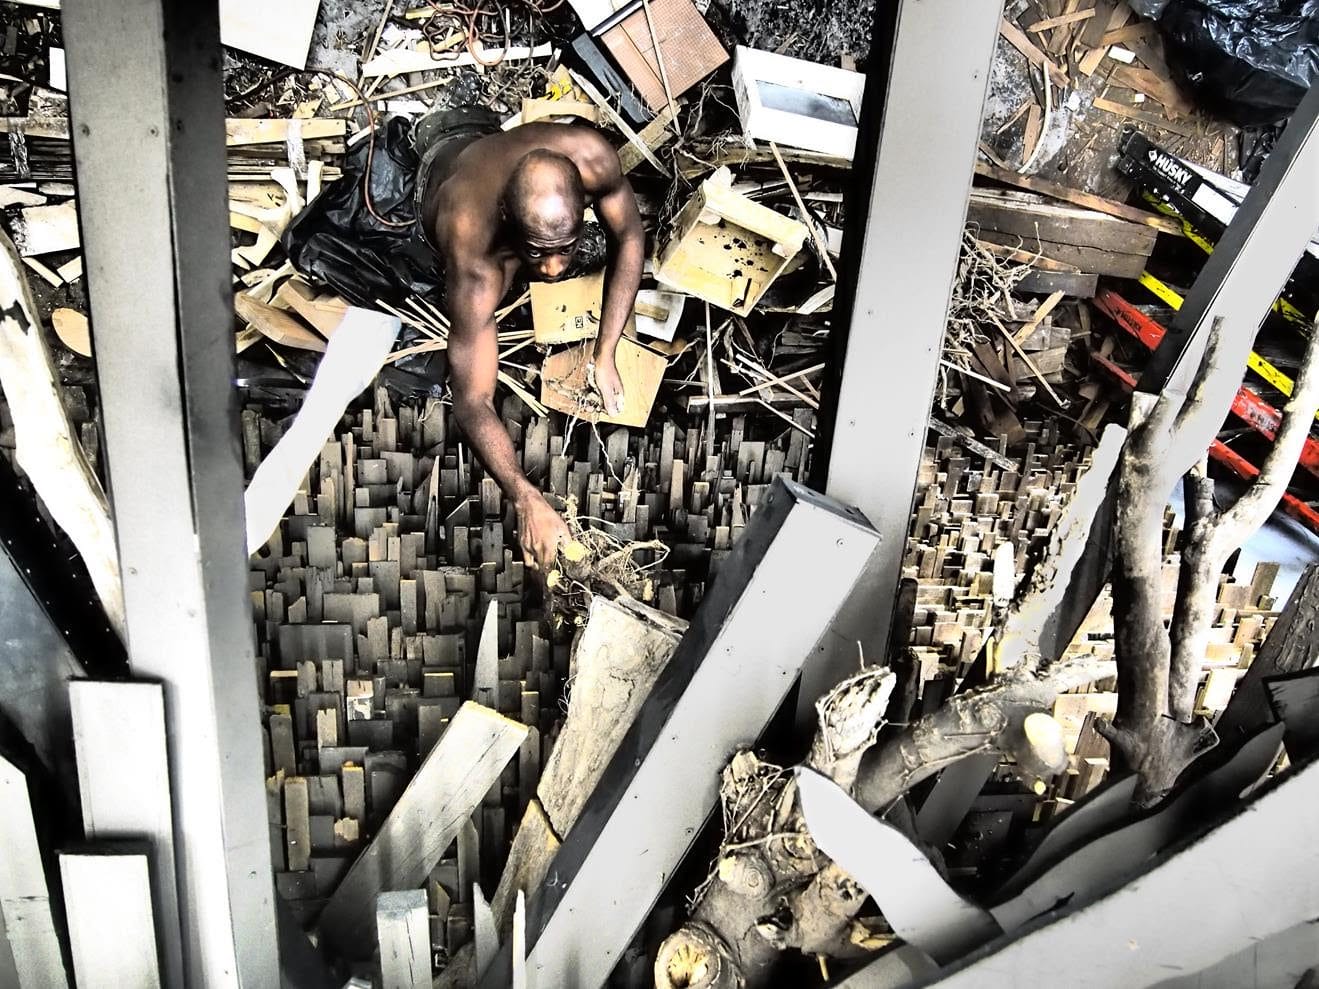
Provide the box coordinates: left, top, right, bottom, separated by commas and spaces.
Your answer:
1154, 0, 1319, 124
283, 116, 443, 308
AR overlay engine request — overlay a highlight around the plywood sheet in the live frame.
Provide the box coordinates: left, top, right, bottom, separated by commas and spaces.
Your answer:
220, 0, 320, 70
539, 335, 667, 428
600, 0, 728, 112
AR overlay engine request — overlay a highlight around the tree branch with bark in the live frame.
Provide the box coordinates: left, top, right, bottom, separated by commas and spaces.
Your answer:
1100, 314, 1319, 803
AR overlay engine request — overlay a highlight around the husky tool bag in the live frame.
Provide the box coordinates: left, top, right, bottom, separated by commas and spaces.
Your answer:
1149, 0, 1319, 124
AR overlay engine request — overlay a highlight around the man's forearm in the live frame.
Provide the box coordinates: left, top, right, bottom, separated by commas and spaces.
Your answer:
452, 395, 538, 505
594, 233, 645, 360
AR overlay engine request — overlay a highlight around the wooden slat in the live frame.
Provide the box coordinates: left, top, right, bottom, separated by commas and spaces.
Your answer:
0, 755, 68, 988
974, 162, 1183, 235
317, 702, 527, 959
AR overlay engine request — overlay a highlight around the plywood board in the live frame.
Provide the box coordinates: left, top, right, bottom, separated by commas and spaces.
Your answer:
539, 335, 667, 428
220, 0, 320, 70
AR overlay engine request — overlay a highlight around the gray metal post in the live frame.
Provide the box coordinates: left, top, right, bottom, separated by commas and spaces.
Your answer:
61, 0, 279, 984
807, 0, 1004, 722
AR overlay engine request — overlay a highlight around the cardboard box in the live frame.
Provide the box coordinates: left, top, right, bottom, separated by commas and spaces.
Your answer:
530, 272, 607, 345
731, 46, 865, 160
653, 167, 807, 316
539, 336, 667, 428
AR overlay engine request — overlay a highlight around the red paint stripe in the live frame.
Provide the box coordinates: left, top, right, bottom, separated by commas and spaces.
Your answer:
1090, 350, 1319, 534
1094, 289, 1319, 480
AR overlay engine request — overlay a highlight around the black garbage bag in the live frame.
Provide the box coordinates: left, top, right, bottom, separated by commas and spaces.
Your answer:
1152, 0, 1319, 124
283, 115, 443, 308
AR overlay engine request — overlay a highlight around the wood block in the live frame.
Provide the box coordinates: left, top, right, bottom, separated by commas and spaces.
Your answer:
284, 777, 311, 872
377, 889, 432, 988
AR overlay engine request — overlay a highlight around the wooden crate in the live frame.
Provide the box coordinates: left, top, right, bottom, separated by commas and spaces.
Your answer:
654, 166, 807, 316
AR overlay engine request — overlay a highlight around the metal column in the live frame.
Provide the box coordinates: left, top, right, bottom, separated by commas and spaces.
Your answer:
62, 0, 279, 984
806, 0, 1004, 719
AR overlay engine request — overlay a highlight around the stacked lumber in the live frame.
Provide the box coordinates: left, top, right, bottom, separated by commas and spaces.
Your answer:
902, 418, 1094, 683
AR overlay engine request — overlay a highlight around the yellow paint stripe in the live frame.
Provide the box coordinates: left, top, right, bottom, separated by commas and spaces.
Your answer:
1139, 271, 1319, 422
1140, 193, 1312, 328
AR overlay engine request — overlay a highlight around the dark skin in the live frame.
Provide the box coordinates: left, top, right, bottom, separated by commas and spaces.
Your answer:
423, 124, 645, 572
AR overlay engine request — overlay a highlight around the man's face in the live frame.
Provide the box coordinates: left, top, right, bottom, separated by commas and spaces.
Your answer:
518, 233, 580, 282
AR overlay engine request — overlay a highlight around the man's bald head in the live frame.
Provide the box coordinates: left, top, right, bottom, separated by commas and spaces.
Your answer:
502, 149, 586, 246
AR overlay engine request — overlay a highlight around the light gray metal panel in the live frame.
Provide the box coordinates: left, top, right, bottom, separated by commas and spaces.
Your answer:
0, 546, 82, 780
811, 0, 1004, 724
927, 756, 1319, 987
797, 768, 1001, 963
0, 754, 67, 988
60, 0, 278, 983
59, 852, 161, 989
68, 681, 181, 988
482, 477, 880, 988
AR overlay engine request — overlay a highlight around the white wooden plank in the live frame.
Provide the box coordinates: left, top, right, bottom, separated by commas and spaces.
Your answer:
318, 702, 527, 958
219, 0, 320, 70
376, 889, 431, 989
0, 755, 67, 988
69, 680, 183, 988
244, 307, 399, 552
59, 852, 161, 989
473, 883, 498, 977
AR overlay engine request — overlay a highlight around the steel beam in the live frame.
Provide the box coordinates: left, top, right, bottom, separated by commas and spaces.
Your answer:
808, 0, 1003, 723
481, 477, 880, 988
61, 0, 278, 983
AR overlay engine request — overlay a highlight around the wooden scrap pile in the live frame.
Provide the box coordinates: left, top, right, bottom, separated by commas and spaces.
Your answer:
245, 365, 816, 967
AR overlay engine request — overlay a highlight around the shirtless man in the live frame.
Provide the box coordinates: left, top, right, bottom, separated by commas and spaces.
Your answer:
416, 112, 645, 573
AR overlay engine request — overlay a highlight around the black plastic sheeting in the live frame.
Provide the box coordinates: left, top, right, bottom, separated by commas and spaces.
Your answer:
1136, 0, 1319, 124
284, 116, 442, 308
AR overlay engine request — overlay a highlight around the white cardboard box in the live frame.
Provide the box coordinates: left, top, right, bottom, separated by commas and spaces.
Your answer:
731, 46, 865, 160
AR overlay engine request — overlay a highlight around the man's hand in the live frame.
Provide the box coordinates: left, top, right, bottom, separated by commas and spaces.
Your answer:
516, 490, 571, 572
589, 353, 626, 417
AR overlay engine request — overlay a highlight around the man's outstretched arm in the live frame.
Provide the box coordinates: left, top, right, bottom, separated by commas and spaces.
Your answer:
446, 260, 570, 570
581, 138, 644, 416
